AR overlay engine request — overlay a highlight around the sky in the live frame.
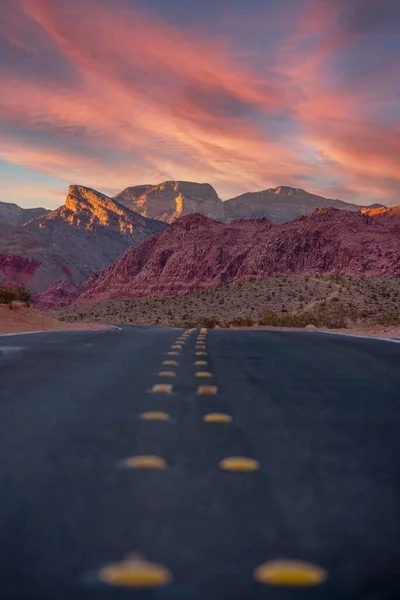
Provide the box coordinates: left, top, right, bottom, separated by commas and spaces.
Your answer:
0, 0, 399, 209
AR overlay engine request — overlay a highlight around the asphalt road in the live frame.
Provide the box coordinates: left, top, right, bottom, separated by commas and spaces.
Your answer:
0, 326, 399, 600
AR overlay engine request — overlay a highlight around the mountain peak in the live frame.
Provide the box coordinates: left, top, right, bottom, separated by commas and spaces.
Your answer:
114, 180, 224, 223
273, 186, 305, 196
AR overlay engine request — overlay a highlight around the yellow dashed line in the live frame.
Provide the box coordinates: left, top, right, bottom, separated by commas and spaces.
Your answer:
196, 345, 206, 350
219, 457, 260, 472
197, 385, 218, 395
99, 554, 172, 588
195, 371, 213, 378
253, 560, 327, 587
158, 371, 176, 377
167, 351, 179, 356
140, 412, 170, 421
151, 384, 173, 394
162, 360, 178, 366
195, 352, 207, 356
195, 360, 208, 366
203, 413, 232, 423
124, 455, 166, 469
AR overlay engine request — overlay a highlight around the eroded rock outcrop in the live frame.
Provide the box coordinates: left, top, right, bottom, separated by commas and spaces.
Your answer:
114, 181, 225, 223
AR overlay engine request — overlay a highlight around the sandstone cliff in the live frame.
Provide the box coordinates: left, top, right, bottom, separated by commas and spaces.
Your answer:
114, 180, 225, 223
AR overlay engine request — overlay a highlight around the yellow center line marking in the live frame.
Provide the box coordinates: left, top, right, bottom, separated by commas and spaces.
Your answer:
195, 371, 213, 378
197, 385, 218, 395
195, 352, 207, 356
124, 455, 167, 469
195, 360, 208, 366
253, 560, 327, 587
196, 345, 206, 350
99, 554, 172, 588
140, 412, 170, 421
158, 371, 176, 377
203, 413, 232, 423
162, 360, 178, 366
167, 351, 179, 356
151, 384, 173, 394
219, 457, 260, 472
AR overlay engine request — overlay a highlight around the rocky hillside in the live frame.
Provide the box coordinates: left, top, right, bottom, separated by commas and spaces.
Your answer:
223, 186, 384, 223
56, 208, 398, 305
114, 180, 225, 223
25, 185, 167, 275
362, 205, 400, 225
0, 222, 87, 292
0, 201, 49, 227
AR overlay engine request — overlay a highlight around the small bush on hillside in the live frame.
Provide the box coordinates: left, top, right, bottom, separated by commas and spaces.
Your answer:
0, 285, 32, 305
376, 314, 400, 326
226, 316, 255, 327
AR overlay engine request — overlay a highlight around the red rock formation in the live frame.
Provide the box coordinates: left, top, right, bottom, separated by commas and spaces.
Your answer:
0, 254, 41, 287
35, 274, 98, 310
75, 208, 400, 305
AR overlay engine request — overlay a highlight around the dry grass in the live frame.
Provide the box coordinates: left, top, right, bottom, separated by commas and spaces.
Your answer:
56, 275, 400, 331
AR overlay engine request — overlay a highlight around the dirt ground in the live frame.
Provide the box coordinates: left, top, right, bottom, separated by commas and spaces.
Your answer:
56, 275, 400, 337
0, 303, 111, 334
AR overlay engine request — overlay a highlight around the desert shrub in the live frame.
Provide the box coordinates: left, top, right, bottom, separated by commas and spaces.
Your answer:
0, 285, 32, 305
200, 316, 222, 329
375, 314, 400, 326
226, 316, 255, 327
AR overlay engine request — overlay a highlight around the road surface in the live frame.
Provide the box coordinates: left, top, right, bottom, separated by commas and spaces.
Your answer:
0, 326, 399, 599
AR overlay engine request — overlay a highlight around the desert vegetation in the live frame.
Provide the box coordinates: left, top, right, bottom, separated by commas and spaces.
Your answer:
0, 284, 32, 305
56, 275, 400, 330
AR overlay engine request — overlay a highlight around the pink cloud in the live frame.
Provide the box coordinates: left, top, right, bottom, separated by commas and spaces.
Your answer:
0, 0, 398, 206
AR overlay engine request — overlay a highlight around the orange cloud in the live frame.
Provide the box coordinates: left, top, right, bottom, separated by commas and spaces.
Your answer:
0, 0, 398, 205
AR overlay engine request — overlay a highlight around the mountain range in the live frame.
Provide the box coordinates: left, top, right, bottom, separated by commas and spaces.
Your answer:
37, 208, 400, 309
1, 181, 399, 295
0, 201, 50, 227
114, 181, 386, 224
0, 185, 166, 291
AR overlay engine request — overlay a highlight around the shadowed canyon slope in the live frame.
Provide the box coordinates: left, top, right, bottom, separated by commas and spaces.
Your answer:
0, 186, 166, 292
114, 181, 226, 223
70, 208, 400, 304
0, 201, 50, 227
0, 222, 87, 292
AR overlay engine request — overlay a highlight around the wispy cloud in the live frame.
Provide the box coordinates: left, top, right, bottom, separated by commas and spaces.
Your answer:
0, 0, 399, 207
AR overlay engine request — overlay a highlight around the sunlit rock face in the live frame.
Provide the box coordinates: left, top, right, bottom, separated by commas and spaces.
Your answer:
74, 208, 400, 305
223, 186, 385, 223
0, 201, 49, 227
362, 205, 400, 226
114, 181, 225, 223
25, 185, 168, 274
